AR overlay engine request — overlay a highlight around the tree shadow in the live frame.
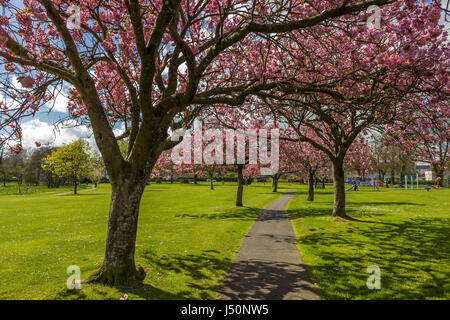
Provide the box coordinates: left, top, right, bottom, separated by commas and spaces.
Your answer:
143, 188, 170, 192
138, 250, 233, 300
175, 207, 262, 221
60, 193, 101, 197
52, 288, 88, 300
349, 202, 426, 207
287, 203, 450, 299
217, 260, 319, 300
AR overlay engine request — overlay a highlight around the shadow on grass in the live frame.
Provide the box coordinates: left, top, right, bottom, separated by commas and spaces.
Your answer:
51, 250, 231, 300
217, 260, 319, 300
60, 193, 102, 197
139, 250, 232, 299
143, 188, 170, 192
175, 206, 262, 221
53, 288, 88, 300
286, 201, 450, 299
349, 201, 426, 207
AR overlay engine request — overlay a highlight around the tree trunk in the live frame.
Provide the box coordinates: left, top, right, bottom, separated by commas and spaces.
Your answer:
332, 159, 347, 217
272, 176, 279, 192
400, 163, 406, 184
391, 170, 395, 186
194, 174, 198, 184
307, 170, 315, 201
435, 168, 444, 187
86, 177, 146, 286
314, 178, 319, 189
236, 164, 244, 207
322, 178, 326, 189
210, 174, 214, 190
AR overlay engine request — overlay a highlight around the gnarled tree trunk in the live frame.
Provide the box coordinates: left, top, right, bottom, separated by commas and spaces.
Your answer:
332, 158, 347, 217
86, 173, 147, 286
236, 164, 244, 207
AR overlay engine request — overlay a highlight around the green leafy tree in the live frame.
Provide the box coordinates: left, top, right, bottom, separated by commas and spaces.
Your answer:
90, 154, 105, 188
42, 140, 93, 194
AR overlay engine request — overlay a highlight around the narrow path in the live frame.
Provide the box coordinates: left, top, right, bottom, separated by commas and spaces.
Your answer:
52, 187, 98, 196
216, 190, 320, 300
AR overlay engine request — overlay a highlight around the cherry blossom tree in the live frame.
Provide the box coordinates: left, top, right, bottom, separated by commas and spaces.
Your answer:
0, 0, 417, 284
385, 101, 449, 186
249, 1, 449, 217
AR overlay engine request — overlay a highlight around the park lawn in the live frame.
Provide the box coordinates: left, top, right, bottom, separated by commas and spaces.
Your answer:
0, 181, 290, 300
0, 183, 82, 195
287, 186, 450, 300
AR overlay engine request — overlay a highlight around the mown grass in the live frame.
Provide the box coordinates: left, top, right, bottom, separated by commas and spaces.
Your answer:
0, 181, 290, 300
287, 186, 450, 300
0, 183, 78, 195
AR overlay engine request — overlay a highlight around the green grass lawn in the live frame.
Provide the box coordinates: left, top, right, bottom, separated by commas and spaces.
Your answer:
287, 186, 450, 300
0, 181, 290, 300
1, 181, 448, 300
0, 183, 90, 195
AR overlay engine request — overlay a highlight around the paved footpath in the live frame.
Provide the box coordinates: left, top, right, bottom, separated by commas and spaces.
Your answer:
217, 190, 320, 300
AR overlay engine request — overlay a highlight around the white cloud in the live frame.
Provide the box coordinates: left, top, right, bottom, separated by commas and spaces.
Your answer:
8, 76, 69, 113
46, 91, 69, 113
440, 0, 450, 41
21, 119, 127, 152
21, 119, 96, 150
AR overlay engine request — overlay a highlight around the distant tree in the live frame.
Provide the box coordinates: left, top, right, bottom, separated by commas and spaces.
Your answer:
3, 151, 27, 193
24, 146, 53, 186
0, 145, 7, 187
90, 153, 105, 188
42, 140, 93, 194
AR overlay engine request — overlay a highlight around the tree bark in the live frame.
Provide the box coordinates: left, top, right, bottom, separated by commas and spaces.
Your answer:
236, 164, 244, 207
332, 158, 347, 217
307, 170, 315, 201
272, 175, 279, 192
74, 179, 78, 195
322, 178, 326, 189
210, 173, 214, 190
434, 167, 444, 187
194, 174, 198, 184
86, 175, 146, 286
400, 163, 406, 184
